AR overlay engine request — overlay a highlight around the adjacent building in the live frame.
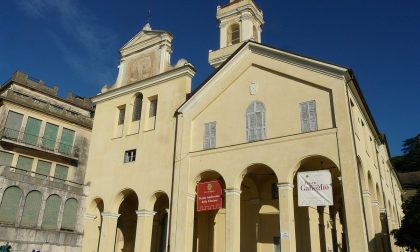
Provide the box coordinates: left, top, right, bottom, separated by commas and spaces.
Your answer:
82, 1, 404, 252
0, 71, 93, 251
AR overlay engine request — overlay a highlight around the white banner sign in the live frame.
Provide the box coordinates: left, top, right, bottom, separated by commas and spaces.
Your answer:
298, 170, 333, 207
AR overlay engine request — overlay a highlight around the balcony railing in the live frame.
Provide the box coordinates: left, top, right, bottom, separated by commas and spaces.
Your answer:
0, 128, 79, 159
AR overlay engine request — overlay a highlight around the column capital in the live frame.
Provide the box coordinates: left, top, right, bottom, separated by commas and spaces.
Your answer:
136, 209, 156, 217
101, 212, 120, 219
277, 183, 294, 191
225, 188, 241, 196
84, 213, 97, 220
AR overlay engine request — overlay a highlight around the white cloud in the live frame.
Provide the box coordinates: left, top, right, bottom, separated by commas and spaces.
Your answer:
16, 0, 117, 88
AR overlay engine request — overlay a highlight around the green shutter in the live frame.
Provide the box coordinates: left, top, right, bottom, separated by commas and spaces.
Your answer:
41, 195, 61, 230
36, 160, 51, 178
20, 191, 42, 227
0, 151, 13, 166
0, 186, 22, 224
42, 123, 58, 150
59, 128, 75, 155
16, 156, 33, 174
54, 164, 68, 183
61, 198, 78, 231
23, 117, 42, 146
4, 111, 23, 139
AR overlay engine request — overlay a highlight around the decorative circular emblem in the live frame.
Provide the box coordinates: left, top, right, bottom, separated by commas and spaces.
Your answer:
207, 183, 213, 191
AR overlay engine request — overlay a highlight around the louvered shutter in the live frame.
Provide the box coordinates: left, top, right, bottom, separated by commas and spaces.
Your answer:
23, 117, 41, 145
210, 122, 216, 148
42, 195, 61, 230
59, 128, 75, 155
42, 123, 59, 150
0, 186, 22, 224
61, 198, 78, 231
20, 191, 42, 227
54, 164, 68, 183
4, 111, 23, 139
0, 151, 13, 166
300, 102, 310, 132
16, 156, 33, 174
36, 160, 51, 178
308, 100, 318, 131
203, 123, 210, 149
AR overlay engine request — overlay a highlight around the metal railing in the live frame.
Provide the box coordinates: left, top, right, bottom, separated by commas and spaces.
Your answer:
0, 128, 79, 158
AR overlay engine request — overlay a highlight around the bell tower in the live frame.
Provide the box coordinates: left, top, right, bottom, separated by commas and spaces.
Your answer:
209, 0, 264, 68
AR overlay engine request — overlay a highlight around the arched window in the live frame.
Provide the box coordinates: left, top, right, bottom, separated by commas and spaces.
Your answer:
42, 194, 61, 230
228, 23, 240, 45
0, 186, 23, 224
132, 94, 143, 121
246, 101, 266, 142
20, 190, 42, 227
61, 198, 78, 231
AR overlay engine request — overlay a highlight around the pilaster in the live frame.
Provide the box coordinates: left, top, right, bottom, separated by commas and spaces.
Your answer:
134, 209, 156, 252
277, 183, 296, 252
98, 212, 120, 252
225, 188, 241, 252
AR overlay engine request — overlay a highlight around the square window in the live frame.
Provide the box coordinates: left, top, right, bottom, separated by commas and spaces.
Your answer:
124, 149, 136, 163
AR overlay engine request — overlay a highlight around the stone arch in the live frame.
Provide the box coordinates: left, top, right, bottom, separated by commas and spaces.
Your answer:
0, 186, 23, 224
150, 192, 170, 252
116, 189, 139, 252
20, 190, 42, 227
190, 169, 226, 194
192, 170, 226, 252
287, 154, 339, 183
240, 164, 279, 252
83, 197, 104, 252
291, 155, 345, 252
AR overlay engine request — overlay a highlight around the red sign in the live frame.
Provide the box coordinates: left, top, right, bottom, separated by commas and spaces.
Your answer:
196, 180, 223, 212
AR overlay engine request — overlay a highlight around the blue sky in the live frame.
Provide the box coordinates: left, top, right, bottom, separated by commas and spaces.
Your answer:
0, 0, 419, 156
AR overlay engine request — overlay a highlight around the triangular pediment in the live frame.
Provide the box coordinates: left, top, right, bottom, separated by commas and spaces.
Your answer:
121, 30, 166, 51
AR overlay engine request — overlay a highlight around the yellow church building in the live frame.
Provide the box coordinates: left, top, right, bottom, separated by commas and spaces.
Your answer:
82, 1, 404, 251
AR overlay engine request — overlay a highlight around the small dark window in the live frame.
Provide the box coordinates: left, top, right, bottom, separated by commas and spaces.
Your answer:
132, 94, 143, 121
149, 99, 157, 117
124, 149, 136, 163
118, 106, 126, 125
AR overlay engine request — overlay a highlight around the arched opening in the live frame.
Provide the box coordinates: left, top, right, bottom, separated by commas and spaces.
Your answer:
151, 193, 170, 252
228, 23, 240, 45
132, 93, 143, 121
240, 164, 279, 252
116, 190, 139, 252
20, 190, 42, 227
82, 198, 104, 252
293, 156, 346, 252
0, 186, 23, 224
61, 198, 78, 231
192, 171, 226, 252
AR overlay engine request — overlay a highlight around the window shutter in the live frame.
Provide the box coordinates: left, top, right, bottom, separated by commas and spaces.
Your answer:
16, 156, 33, 174
4, 111, 23, 139
203, 123, 210, 149
42, 195, 61, 230
0, 151, 13, 166
23, 117, 42, 146
36, 160, 51, 178
210, 122, 216, 148
61, 198, 78, 231
54, 165, 68, 182
300, 102, 310, 132
42, 123, 59, 150
0, 186, 23, 224
59, 128, 75, 155
308, 100, 318, 131
20, 191, 42, 227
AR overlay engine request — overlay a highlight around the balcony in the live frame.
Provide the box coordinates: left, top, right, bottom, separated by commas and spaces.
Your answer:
0, 128, 79, 160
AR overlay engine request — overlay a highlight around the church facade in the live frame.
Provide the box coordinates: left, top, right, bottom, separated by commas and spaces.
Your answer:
82, 1, 404, 252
